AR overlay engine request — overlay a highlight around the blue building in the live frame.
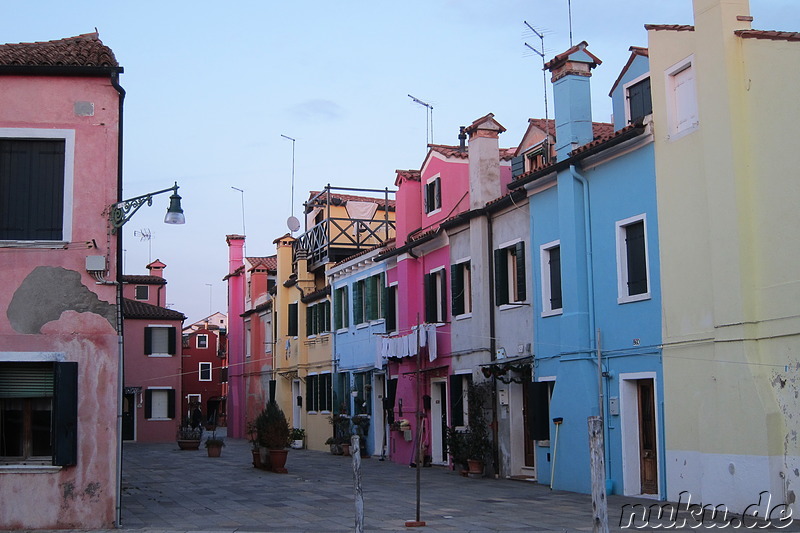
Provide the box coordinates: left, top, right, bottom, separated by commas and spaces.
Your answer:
509, 43, 664, 498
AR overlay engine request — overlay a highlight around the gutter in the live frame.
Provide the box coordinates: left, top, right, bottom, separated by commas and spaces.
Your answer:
375, 229, 439, 261
0, 65, 123, 77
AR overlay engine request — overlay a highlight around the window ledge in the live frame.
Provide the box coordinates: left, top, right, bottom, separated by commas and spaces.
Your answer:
618, 293, 651, 305
454, 313, 472, 321
148, 353, 173, 358
356, 323, 369, 330
0, 241, 68, 249
541, 309, 563, 318
426, 208, 442, 217
498, 303, 527, 312
336, 328, 349, 335
0, 464, 62, 473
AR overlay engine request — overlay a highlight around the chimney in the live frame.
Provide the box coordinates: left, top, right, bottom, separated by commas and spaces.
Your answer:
458, 126, 467, 151
146, 259, 166, 278
465, 113, 506, 210
545, 41, 601, 160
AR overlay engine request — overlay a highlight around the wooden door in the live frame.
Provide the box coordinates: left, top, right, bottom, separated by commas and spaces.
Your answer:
637, 379, 658, 494
122, 393, 135, 441
522, 381, 536, 467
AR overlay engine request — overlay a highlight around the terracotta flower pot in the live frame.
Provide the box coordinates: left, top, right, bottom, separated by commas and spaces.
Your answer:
207, 444, 222, 457
467, 459, 484, 476
269, 449, 288, 473
177, 439, 201, 451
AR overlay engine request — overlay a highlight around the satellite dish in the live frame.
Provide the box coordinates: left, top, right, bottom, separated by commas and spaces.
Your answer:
287, 216, 300, 233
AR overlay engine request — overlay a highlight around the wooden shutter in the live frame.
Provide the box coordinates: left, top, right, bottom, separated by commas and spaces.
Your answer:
167, 389, 176, 419
379, 273, 387, 319
449, 374, 464, 427
515, 241, 526, 302
288, 303, 298, 336
625, 221, 647, 295
144, 327, 153, 355
144, 389, 153, 419
324, 301, 331, 332
306, 305, 314, 336
494, 248, 509, 306
528, 381, 551, 441
353, 281, 363, 324
53, 361, 78, 466
451, 264, 464, 317
424, 273, 436, 323
334, 289, 343, 330
511, 154, 525, 178
628, 77, 652, 123
366, 276, 376, 321
167, 327, 177, 355
549, 246, 562, 310
439, 269, 447, 322
342, 287, 349, 327
386, 286, 397, 332
434, 178, 442, 210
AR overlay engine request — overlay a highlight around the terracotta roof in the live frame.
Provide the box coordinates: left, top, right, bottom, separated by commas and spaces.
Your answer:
223, 265, 245, 281
247, 256, 277, 271
428, 144, 516, 162
544, 41, 602, 70
0, 32, 119, 68
644, 24, 695, 32
121, 275, 166, 285
569, 122, 642, 157
735, 29, 800, 42
395, 169, 421, 186
122, 298, 185, 321
609, 47, 650, 97
332, 238, 396, 267
525, 119, 613, 141
464, 112, 507, 135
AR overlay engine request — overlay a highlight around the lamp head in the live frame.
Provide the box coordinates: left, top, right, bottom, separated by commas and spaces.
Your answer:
164, 183, 185, 225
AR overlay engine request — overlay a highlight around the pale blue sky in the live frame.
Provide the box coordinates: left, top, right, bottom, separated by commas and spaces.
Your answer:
2, 1, 797, 324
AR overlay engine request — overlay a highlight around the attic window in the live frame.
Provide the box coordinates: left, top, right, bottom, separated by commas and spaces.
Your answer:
625, 76, 652, 124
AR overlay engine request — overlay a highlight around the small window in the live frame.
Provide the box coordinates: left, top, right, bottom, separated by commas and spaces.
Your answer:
424, 268, 447, 323
495, 241, 527, 306
540, 241, 562, 316
134, 285, 149, 301
145, 388, 175, 420
626, 76, 652, 124
617, 215, 650, 303
245, 322, 251, 358
306, 301, 331, 336
287, 303, 298, 337
666, 57, 698, 138
145, 326, 177, 356
449, 374, 472, 428
199, 362, 212, 382
424, 176, 442, 214
196, 334, 208, 349
451, 261, 472, 317
385, 284, 398, 333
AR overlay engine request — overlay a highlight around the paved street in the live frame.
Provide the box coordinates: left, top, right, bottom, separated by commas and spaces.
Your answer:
37, 435, 800, 533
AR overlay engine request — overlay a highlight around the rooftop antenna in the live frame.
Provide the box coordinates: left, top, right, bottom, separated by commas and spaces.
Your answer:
134, 228, 153, 263
281, 134, 300, 233
524, 21, 551, 164
408, 94, 433, 148
568, 0, 574, 47
231, 186, 246, 255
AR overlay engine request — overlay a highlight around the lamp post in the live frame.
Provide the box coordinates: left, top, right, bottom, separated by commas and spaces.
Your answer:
110, 181, 185, 232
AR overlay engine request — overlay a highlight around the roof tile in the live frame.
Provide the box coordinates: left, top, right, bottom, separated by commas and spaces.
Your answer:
0, 32, 119, 68
122, 298, 185, 320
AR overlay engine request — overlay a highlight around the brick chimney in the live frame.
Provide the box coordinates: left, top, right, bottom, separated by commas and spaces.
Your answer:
465, 113, 506, 210
546, 41, 601, 160
146, 259, 166, 278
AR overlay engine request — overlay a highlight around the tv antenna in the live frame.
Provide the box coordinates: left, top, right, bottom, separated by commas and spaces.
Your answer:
134, 228, 153, 262
524, 21, 551, 165
408, 94, 434, 148
281, 134, 297, 232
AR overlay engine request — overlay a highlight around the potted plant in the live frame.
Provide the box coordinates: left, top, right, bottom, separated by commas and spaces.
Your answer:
176, 417, 203, 450
257, 401, 291, 473
352, 415, 370, 458
463, 382, 493, 476
247, 421, 263, 468
445, 427, 469, 475
327, 413, 351, 455
290, 427, 305, 449
204, 427, 225, 457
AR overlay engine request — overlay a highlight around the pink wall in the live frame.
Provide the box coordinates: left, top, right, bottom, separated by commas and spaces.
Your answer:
0, 73, 122, 529
181, 328, 224, 423
226, 236, 246, 437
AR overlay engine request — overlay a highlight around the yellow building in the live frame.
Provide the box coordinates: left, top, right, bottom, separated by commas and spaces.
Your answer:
649, 0, 800, 514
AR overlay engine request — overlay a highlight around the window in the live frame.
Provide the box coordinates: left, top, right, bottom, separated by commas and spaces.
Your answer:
625, 75, 652, 124
666, 57, 698, 138
144, 388, 175, 420
495, 241, 527, 306
145, 326, 177, 356
353, 273, 385, 325
353, 372, 371, 415
306, 373, 332, 413
199, 362, 212, 382
333, 286, 349, 330
540, 241, 562, 316
245, 321, 251, 358
528, 379, 555, 441
450, 260, 472, 317
449, 374, 472, 427
196, 334, 208, 349
306, 301, 331, 336
424, 176, 442, 214
287, 303, 298, 337
134, 285, 149, 301
0, 129, 75, 244
0, 361, 77, 466
616, 215, 650, 303
385, 283, 398, 333
424, 268, 447, 323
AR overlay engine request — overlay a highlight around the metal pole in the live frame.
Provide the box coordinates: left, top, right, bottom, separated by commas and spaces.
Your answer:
405, 315, 426, 528
588, 416, 609, 533
353, 434, 363, 533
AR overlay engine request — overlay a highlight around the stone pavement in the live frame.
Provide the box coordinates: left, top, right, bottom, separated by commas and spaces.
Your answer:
36, 436, 800, 533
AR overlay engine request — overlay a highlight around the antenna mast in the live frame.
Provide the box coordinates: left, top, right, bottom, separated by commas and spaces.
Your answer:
568, 0, 573, 47
408, 94, 434, 148
281, 134, 297, 224
524, 21, 551, 164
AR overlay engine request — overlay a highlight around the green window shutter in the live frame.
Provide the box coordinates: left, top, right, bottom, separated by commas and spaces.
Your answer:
343, 287, 349, 328
439, 269, 447, 322
515, 241, 527, 302
494, 248, 509, 306
451, 264, 464, 316
306, 305, 314, 336
449, 374, 464, 427
324, 301, 331, 332
366, 276, 377, 321
386, 285, 397, 332
334, 289, 343, 330
144, 389, 153, 419
353, 281, 364, 324
144, 327, 153, 355
288, 303, 298, 336
424, 273, 436, 323
167, 389, 176, 419
379, 273, 387, 319
167, 327, 177, 355
306, 377, 313, 412
53, 361, 77, 466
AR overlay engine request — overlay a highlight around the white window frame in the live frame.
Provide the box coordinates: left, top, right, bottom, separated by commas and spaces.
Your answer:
428, 266, 447, 324
616, 214, 651, 304
0, 128, 75, 247
623, 72, 652, 125
134, 285, 149, 301
199, 362, 212, 382
665, 55, 698, 140
147, 325, 173, 357
452, 258, 472, 319
147, 387, 172, 420
244, 319, 252, 358
540, 240, 563, 317
425, 174, 442, 216
196, 334, 208, 349
186, 393, 201, 407
497, 238, 527, 309
388, 281, 399, 334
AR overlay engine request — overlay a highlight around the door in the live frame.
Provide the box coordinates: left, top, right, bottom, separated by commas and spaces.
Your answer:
637, 378, 658, 494
122, 393, 135, 441
430, 380, 447, 464
521, 381, 536, 468
373, 374, 387, 458
292, 380, 302, 429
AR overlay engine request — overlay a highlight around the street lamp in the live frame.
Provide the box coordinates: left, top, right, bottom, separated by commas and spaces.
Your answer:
110, 182, 185, 233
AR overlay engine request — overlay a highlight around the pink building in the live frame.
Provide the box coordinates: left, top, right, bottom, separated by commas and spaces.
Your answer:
224, 234, 247, 437
0, 33, 124, 529
181, 324, 227, 428
122, 261, 186, 443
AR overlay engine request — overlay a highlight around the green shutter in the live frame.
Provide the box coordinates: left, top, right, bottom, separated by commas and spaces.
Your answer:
144, 327, 153, 355
451, 264, 464, 316
306, 378, 313, 412
144, 389, 153, 419
288, 303, 298, 336
343, 287, 349, 327
0, 362, 54, 398
379, 273, 387, 319
424, 273, 436, 323
167, 389, 176, 419
494, 248, 509, 306
353, 281, 364, 324
439, 269, 447, 322
306, 305, 314, 336
53, 362, 77, 466
167, 327, 177, 354
515, 241, 527, 302
334, 289, 343, 330
366, 276, 377, 321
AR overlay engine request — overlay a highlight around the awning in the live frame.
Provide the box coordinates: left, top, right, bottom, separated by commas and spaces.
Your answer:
479, 355, 533, 383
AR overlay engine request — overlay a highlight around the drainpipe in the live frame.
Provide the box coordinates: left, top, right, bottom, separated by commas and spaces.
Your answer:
110, 70, 125, 529
485, 211, 500, 477
568, 165, 611, 486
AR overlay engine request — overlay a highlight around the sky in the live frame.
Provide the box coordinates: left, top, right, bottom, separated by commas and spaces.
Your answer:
3, 1, 798, 325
